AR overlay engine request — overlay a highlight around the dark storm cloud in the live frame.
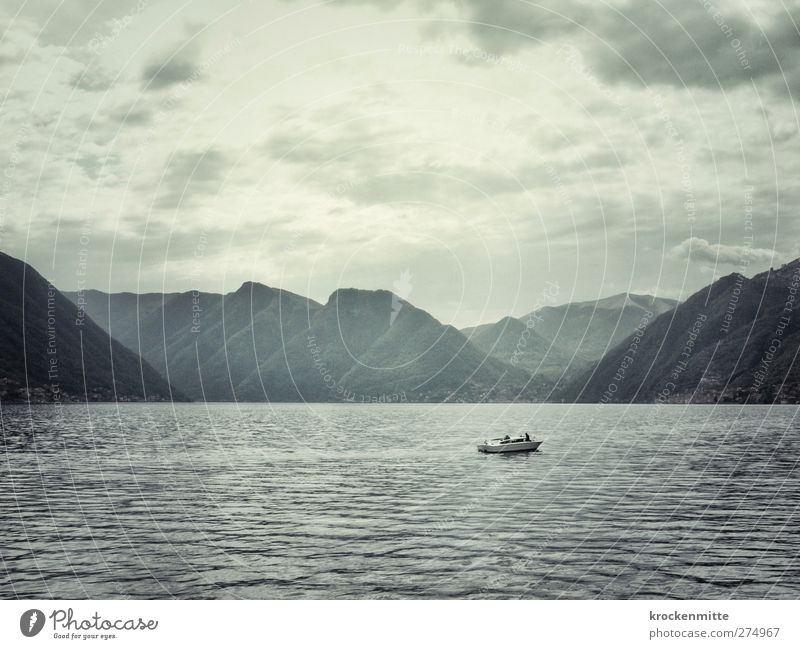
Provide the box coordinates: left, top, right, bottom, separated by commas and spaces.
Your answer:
435, 0, 800, 90
588, 1, 800, 89
460, 0, 588, 54
141, 55, 198, 90
331, 0, 588, 52
156, 149, 229, 208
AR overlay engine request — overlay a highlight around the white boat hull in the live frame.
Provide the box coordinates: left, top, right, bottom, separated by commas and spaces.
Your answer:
477, 440, 542, 454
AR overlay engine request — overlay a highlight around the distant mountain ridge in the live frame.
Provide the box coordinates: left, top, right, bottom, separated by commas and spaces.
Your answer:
519, 292, 679, 361
559, 262, 800, 403
66, 282, 321, 401
462, 316, 573, 391
66, 284, 536, 402
462, 292, 679, 393
50, 258, 800, 405
65, 282, 679, 402
0, 252, 179, 403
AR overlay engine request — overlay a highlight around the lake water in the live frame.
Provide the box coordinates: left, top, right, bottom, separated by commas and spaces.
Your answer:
1, 403, 798, 599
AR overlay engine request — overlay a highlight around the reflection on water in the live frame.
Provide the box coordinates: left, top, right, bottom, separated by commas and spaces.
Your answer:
1, 403, 798, 599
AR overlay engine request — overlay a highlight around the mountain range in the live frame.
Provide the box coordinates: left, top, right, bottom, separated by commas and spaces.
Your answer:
0, 251, 178, 403
560, 261, 800, 403
3, 250, 798, 404
63, 277, 679, 402
64, 284, 534, 402
462, 294, 678, 390
66, 281, 319, 401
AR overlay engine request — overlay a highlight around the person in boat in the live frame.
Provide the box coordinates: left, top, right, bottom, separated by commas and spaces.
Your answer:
525, 433, 531, 441
503, 435, 510, 441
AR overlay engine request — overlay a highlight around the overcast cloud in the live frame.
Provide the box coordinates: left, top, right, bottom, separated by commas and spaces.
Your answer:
0, 0, 798, 327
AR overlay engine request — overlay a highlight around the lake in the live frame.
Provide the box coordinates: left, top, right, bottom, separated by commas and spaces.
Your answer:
1, 403, 798, 599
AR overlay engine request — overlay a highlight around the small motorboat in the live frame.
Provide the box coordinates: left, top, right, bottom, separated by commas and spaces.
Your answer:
477, 435, 542, 454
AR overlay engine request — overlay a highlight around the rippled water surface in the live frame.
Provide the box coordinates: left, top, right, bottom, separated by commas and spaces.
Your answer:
1, 403, 798, 599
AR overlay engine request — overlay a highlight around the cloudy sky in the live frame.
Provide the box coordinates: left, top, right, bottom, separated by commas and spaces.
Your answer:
1, 0, 798, 327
